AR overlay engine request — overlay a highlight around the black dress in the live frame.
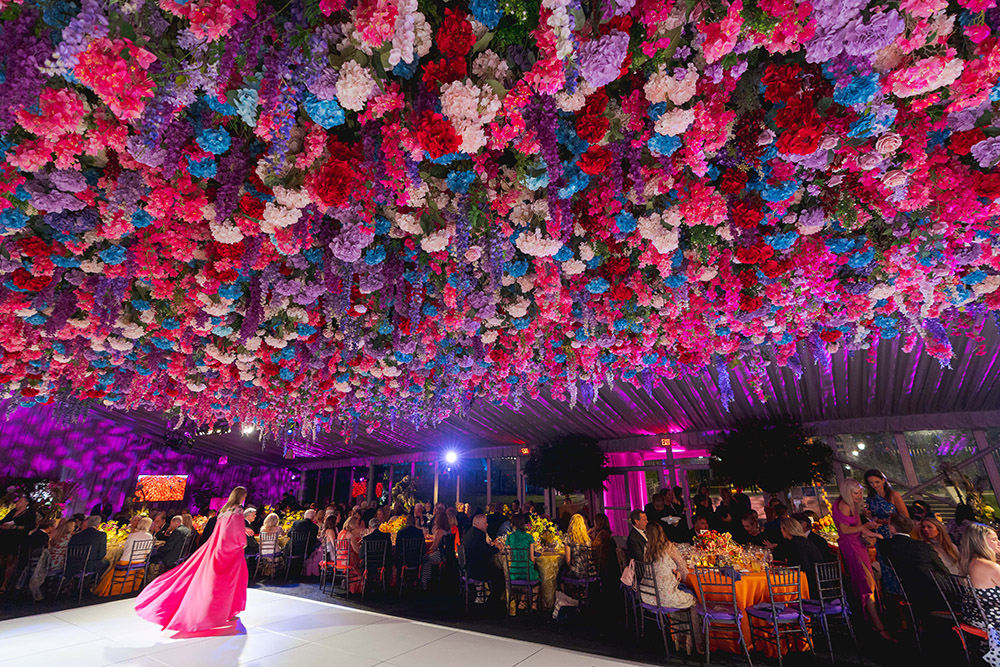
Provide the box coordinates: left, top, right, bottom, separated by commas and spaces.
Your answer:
0, 508, 37, 557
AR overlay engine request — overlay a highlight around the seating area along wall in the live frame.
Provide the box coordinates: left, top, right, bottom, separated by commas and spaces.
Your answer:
0, 404, 295, 514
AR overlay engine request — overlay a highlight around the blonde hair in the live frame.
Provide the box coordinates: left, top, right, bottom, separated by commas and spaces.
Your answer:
961, 523, 998, 574
343, 515, 360, 533
50, 517, 77, 545
181, 513, 194, 530
780, 517, 805, 538
135, 517, 153, 532
262, 512, 280, 532
566, 514, 591, 546
644, 521, 670, 562
837, 479, 864, 518
920, 517, 959, 564
221, 486, 247, 514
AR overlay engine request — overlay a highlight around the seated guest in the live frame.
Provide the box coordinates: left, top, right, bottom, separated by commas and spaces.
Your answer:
505, 513, 540, 583
692, 515, 710, 534
735, 511, 768, 546
640, 522, 697, 652
360, 516, 392, 572
244, 508, 259, 556
455, 502, 471, 536
67, 515, 109, 578
361, 502, 377, 528
395, 514, 426, 570
27, 519, 54, 552
292, 508, 319, 551
950, 503, 976, 546
149, 511, 166, 536
180, 513, 195, 534
462, 514, 503, 607
446, 508, 462, 546
152, 515, 191, 568
420, 512, 452, 589
414, 503, 428, 530
94, 517, 154, 596
882, 514, 949, 611
763, 502, 788, 544
199, 509, 218, 546
774, 517, 825, 593
792, 512, 835, 562
960, 523, 1000, 634
919, 517, 960, 575
563, 514, 596, 580
305, 515, 340, 576
47, 518, 78, 574
71, 513, 87, 532
626, 510, 648, 563
259, 513, 284, 556
337, 515, 364, 594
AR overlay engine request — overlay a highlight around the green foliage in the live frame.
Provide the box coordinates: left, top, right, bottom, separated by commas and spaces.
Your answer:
524, 436, 610, 494
710, 420, 833, 493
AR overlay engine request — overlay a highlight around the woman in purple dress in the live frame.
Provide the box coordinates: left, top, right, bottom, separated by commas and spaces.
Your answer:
833, 479, 892, 641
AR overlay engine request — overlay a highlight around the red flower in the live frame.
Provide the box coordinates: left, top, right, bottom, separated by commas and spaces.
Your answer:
719, 169, 748, 196
239, 194, 265, 219
415, 111, 462, 159
950, 128, 987, 156
609, 283, 635, 301
582, 90, 609, 116
761, 64, 802, 103
11, 268, 50, 292
819, 329, 842, 343
739, 292, 763, 312
421, 57, 467, 92
976, 172, 1000, 200
19, 237, 52, 258
311, 141, 360, 208
737, 269, 757, 288
603, 256, 631, 277
575, 114, 609, 143
437, 9, 476, 59
776, 123, 823, 155
577, 145, 613, 175
735, 246, 761, 264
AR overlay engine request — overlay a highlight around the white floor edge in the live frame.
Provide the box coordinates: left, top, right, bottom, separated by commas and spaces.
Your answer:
0, 588, 654, 667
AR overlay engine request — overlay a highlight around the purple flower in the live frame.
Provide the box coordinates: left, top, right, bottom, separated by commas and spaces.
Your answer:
805, 26, 846, 63
843, 10, 904, 58
32, 191, 86, 213
971, 136, 1000, 168
578, 31, 630, 88
48, 170, 88, 193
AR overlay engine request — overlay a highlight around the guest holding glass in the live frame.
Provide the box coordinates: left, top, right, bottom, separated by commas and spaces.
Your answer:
834, 479, 891, 640
864, 468, 909, 598
0, 496, 36, 595
919, 517, 960, 575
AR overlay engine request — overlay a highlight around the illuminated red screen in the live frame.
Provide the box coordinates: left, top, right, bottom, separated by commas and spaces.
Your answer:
135, 475, 188, 502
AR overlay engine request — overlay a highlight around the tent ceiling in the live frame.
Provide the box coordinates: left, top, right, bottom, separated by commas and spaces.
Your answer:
101, 322, 1000, 464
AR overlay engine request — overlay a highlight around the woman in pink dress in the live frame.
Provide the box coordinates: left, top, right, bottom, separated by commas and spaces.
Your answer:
135, 486, 249, 633
833, 479, 892, 640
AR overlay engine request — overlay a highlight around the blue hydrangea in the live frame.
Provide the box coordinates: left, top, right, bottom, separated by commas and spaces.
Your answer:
762, 180, 798, 202
833, 73, 880, 107
378, 322, 394, 334
187, 156, 217, 179
613, 318, 629, 331
825, 238, 856, 254
303, 94, 345, 129
131, 299, 151, 311
203, 94, 235, 116
374, 216, 391, 235
365, 246, 386, 265
429, 152, 467, 165
554, 245, 573, 261
614, 212, 637, 234
297, 323, 317, 336
506, 259, 529, 278
962, 270, 987, 285
513, 317, 531, 330
469, 0, 502, 29
0, 208, 28, 232
52, 256, 81, 268
218, 283, 242, 300
524, 172, 549, 190
24, 313, 47, 325
99, 245, 127, 265
847, 107, 897, 138
446, 170, 476, 193
648, 102, 667, 121
151, 337, 175, 350
664, 275, 686, 288
587, 277, 610, 294
197, 128, 232, 155
764, 231, 799, 251
422, 304, 438, 316
557, 165, 589, 198
161, 318, 181, 330
131, 209, 153, 228
395, 352, 414, 363
212, 325, 234, 336
279, 367, 294, 381
649, 134, 682, 157
848, 247, 875, 268
392, 56, 419, 79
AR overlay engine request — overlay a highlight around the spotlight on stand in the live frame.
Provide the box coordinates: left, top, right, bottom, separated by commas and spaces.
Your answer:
445, 451, 458, 464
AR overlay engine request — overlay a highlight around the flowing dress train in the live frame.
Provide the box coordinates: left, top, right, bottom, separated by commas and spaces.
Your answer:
135, 508, 247, 632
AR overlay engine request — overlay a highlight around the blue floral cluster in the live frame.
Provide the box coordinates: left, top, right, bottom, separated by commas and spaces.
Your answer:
302, 94, 345, 129
196, 128, 232, 155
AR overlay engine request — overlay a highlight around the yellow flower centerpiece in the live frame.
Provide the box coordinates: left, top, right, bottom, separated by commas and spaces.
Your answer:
99, 521, 130, 547
280, 510, 304, 533
379, 515, 407, 534
192, 514, 208, 534
528, 514, 563, 550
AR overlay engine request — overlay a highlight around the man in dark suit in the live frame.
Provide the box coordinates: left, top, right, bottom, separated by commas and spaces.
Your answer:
462, 514, 503, 608
67, 515, 109, 579
626, 510, 648, 562
199, 510, 218, 546
291, 508, 320, 553
361, 517, 392, 574
644, 492, 667, 527
244, 507, 259, 555
395, 514, 426, 570
793, 512, 835, 562
881, 514, 949, 611
485, 504, 505, 539
90, 497, 113, 521
152, 515, 192, 568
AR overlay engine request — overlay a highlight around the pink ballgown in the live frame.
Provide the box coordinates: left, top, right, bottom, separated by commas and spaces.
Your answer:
135, 508, 248, 632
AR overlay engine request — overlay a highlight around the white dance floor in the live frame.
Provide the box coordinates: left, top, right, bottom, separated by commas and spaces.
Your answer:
0, 589, 651, 667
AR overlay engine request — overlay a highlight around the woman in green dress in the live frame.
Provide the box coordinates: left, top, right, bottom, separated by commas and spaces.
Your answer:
506, 513, 539, 581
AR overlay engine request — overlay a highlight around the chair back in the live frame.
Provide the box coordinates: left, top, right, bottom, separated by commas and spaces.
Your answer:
125, 538, 156, 565
457, 544, 468, 573
813, 561, 846, 605
634, 560, 662, 607
694, 567, 740, 616
65, 545, 93, 575
506, 546, 534, 582
259, 531, 281, 556
361, 538, 388, 571
441, 533, 457, 565
933, 571, 970, 622
942, 573, 988, 628
287, 530, 310, 557
765, 565, 805, 615
334, 538, 353, 568
615, 546, 628, 572
882, 557, 910, 602
398, 537, 424, 568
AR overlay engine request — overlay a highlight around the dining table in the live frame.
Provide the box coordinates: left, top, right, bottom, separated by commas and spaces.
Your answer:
683, 569, 812, 658
494, 545, 565, 614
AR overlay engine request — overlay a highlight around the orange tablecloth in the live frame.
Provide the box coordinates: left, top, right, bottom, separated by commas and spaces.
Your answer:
684, 570, 810, 658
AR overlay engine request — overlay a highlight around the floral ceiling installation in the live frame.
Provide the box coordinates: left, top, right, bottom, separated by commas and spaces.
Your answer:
0, 0, 999, 444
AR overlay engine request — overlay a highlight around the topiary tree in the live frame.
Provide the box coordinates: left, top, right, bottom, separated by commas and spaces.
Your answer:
524, 436, 610, 495
709, 419, 833, 494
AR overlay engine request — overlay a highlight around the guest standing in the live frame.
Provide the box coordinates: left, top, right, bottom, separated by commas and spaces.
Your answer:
0, 496, 36, 594
864, 468, 909, 597
833, 479, 891, 640
919, 517, 961, 575
135, 486, 250, 633
91, 496, 114, 522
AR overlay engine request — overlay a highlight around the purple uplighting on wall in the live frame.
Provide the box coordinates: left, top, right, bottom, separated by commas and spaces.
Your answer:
0, 403, 295, 514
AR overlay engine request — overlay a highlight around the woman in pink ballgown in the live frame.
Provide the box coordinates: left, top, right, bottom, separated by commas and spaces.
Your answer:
135, 486, 249, 633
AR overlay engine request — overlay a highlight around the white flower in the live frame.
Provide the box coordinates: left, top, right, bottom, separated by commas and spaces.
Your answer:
515, 229, 563, 257
336, 60, 376, 112
210, 221, 244, 244
481, 330, 499, 344
420, 228, 451, 253
272, 185, 311, 209
562, 259, 586, 275
263, 202, 302, 229
507, 298, 530, 318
